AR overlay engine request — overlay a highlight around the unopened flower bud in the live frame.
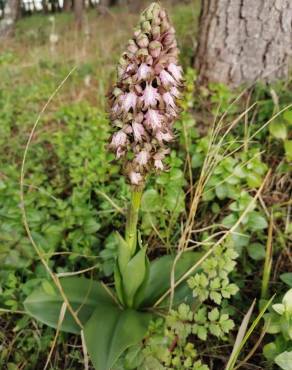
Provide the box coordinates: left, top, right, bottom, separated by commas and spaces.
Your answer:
152, 25, 160, 40
136, 34, 149, 48
136, 48, 149, 58
149, 40, 162, 58
142, 21, 151, 33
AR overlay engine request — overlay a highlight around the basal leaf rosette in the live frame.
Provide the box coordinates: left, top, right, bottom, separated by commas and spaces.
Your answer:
109, 2, 183, 186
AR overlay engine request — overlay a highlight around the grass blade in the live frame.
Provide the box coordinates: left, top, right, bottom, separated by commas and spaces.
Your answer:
225, 295, 275, 370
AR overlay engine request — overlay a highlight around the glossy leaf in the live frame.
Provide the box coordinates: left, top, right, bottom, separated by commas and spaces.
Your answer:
24, 277, 115, 334
84, 304, 151, 370
141, 251, 202, 307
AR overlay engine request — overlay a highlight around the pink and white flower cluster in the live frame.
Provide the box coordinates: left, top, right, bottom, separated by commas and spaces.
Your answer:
109, 2, 183, 186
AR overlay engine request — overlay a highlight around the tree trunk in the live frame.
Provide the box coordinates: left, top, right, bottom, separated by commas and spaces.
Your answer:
63, 0, 72, 12
0, 0, 20, 37
42, 0, 49, 13
74, 0, 83, 30
195, 0, 292, 87
97, 0, 110, 15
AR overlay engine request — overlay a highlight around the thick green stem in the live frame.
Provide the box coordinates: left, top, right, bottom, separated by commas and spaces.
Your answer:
125, 188, 143, 256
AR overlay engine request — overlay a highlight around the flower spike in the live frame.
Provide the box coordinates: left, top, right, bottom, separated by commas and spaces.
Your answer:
109, 2, 183, 186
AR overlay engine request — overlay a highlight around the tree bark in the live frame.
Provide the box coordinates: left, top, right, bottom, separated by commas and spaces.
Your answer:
74, 0, 83, 30
63, 0, 72, 12
0, 0, 20, 37
195, 0, 292, 87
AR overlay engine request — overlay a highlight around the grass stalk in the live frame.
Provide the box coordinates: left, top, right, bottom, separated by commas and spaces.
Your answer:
261, 213, 273, 300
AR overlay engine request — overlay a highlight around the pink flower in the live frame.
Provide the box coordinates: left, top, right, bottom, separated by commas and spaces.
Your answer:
126, 63, 136, 73
145, 109, 162, 130
111, 130, 127, 148
156, 130, 173, 142
137, 63, 151, 80
163, 92, 176, 108
129, 171, 143, 185
142, 84, 160, 108
154, 159, 164, 170
111, 103, 120, 116
116, 147, 125, 159
160, 69, 176, 88
132, 121, 145, 141
168, 107, 178, 117
168, 63, 182, 81
121, 92, 137, 112
170, 86, 181, 98
135, 150, 149, 166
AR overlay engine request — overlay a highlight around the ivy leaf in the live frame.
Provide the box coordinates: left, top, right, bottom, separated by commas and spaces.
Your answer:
215, 184, 228, 199
247, 243, 266, 261
247, 172, 262, 188
246, 212, 268, 231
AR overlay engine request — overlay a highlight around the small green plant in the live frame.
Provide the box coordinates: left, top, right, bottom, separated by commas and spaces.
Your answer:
263, 289, 292, 369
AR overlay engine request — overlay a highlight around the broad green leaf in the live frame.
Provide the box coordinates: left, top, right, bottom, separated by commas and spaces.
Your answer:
84, 304, 151, 370
269, 120, 287, 140
141, 251, 202, 307
122, 247, 148, 308
275, 351, 292, 370
280, 273, 292, 287
24, 277, 115, 334
133, 256, 150, 308
114, 264, 125, 306
115, 232, 131, 273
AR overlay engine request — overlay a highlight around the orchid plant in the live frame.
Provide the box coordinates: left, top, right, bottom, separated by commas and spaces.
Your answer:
24, 4, 201, 369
